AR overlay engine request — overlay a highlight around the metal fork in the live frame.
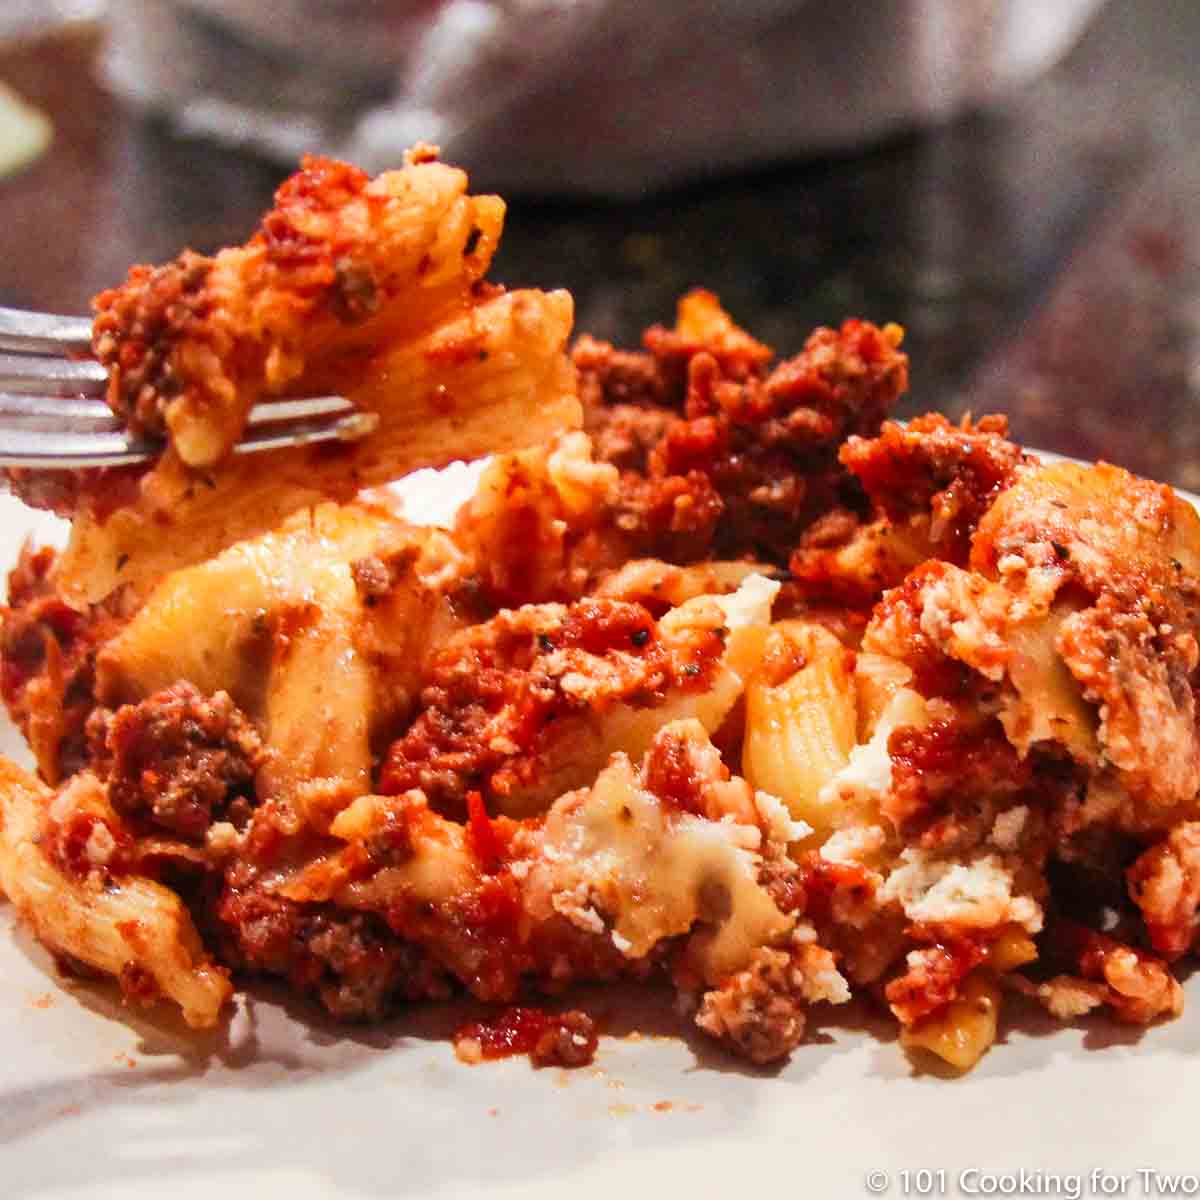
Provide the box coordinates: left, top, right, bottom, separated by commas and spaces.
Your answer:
0, 305, 376, 468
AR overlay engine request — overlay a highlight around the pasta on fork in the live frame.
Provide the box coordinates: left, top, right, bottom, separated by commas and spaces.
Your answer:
2, 151, 1200, 1074
6, 148, 579, 605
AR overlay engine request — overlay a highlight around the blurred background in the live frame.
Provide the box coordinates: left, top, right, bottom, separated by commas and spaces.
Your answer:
0, 0, 1196, 485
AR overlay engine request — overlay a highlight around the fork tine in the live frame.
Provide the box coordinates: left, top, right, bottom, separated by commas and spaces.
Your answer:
0, 394, 119, 425
0, 354, 108, 397
0, 406, 377, 468
0, 429, 154, 467
0, 298, 371, 467
246, 396, 358, 423
232, 410, 379, 456
0, 306, 93, 355
0, 392, 356, 428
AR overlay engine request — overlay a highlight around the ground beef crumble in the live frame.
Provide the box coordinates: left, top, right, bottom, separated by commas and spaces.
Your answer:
90, 681, 264, 841
694, 944, 808, 1064
379, 597, 721, 811
574, 294, 908, 565
840, 414, 1029, 564
214, 885, 453, 1020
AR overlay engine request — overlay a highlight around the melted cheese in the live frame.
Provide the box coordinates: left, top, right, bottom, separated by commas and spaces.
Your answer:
496, 574, 779, 817
1002, 601, 1100, 763
96, 503, 393, 711
537, 752, 793, 983
819, 685, 931, 823
96, 503, 439, 832
329, 792, 479, 909
880, 847, 1043, 934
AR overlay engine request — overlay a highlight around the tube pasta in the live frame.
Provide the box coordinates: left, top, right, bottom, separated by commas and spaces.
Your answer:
0, 759, 230, 1027
901, 971, 1001, 1072
95, 502, 458, 832
854, 651, 915, 742
25, 153, 580, 606
258, 560, 374, 830
595, 559, 775, 609
59, 288, 579, 606
742, 622, 858, 836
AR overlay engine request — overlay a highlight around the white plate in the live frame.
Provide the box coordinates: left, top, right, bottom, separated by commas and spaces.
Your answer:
3, 466, 1199, 1200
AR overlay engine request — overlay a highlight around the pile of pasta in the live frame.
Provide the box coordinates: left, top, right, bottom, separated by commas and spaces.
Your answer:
3, 152, 1200, 1072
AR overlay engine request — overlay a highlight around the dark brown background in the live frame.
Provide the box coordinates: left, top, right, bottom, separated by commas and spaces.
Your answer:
0, 0, 1196, 485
